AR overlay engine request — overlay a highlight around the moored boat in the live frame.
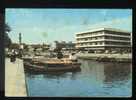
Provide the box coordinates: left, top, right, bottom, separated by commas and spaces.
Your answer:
24, 59, 81, 72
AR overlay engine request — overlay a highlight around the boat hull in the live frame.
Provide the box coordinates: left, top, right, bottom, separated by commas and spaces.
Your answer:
24, 62, 81, 73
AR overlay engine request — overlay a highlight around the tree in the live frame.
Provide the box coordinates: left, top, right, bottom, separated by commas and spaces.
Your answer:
4, 24, 12, 48
54, 41, 63, 52
5, 24, 11, 33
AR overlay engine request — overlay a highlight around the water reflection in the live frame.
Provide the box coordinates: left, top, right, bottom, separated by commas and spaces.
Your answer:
78, 59, 131, 85
103, 62, 131, 83
26, 59, 132, 97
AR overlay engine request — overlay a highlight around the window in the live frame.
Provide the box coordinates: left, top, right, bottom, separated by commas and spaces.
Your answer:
92, 43, 95, 45
93, 42, 97, 45
99, 42, 103, 45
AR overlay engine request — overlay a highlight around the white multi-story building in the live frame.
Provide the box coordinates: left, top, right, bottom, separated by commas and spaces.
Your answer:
75, 28, 131, 52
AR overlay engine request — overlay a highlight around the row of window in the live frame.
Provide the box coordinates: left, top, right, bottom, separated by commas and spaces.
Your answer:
76, 30, 131, 37
77, 41, 131, 46
77, 42, 104, 46
105, 30, 130, 36
76, 31, 103, 37
77, 36, 130, 41
105, 41, 131, 45
77, 36, 104, 41
105, 36, 130, 41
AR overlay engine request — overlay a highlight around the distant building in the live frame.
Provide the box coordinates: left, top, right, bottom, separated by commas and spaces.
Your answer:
28, 44, 50, 52
54, 41, 76, 50
75, 28, 131, 53
63, 41, 76, 50
27, 45, 34, 52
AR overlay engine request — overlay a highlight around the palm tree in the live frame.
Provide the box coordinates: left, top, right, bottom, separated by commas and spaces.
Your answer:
5, 23, 11, 33
4, 23, 12, 48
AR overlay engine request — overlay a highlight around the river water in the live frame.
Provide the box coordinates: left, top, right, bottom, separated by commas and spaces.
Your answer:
25, 59, 132, 97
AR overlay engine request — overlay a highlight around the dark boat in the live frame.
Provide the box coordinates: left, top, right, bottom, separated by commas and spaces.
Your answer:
24, 60, 81, 72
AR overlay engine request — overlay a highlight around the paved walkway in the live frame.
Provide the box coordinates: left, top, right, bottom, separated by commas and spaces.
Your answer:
5, 58, 27, 97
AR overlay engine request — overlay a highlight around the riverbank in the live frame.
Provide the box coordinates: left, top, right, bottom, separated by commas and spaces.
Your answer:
5, 58, 27, 97
76, 53, 132, 62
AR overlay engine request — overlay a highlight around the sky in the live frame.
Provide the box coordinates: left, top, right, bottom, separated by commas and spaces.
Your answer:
5, 9, 132, 45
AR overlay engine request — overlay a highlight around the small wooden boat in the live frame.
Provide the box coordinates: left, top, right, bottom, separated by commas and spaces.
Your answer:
24, 60, 81, 72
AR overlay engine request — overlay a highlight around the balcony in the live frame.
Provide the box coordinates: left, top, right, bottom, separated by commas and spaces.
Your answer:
76, 39, 130, 43
76, 34, 105, 39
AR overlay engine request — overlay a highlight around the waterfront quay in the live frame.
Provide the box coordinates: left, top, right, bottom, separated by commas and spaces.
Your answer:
5, 58, 27, 97
76, 53, 132, 62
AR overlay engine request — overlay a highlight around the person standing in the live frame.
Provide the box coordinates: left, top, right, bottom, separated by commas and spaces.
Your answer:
57, 51, 63, 59
69, 53, 77, 62
10, 49, 16, 62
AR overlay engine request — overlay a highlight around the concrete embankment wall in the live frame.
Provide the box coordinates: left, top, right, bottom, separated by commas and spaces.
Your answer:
5, 58, 27, 97
76, 53, 132, 62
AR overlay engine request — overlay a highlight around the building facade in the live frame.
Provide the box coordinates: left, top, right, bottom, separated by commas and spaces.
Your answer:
75, 28, 131, 53
54, 41, 76, 50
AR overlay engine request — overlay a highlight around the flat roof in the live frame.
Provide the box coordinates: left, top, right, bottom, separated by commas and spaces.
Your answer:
75, 27, 131, 35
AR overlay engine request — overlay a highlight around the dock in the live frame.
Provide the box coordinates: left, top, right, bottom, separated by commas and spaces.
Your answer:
76, 53, 132, 62
5, 58, 27, 97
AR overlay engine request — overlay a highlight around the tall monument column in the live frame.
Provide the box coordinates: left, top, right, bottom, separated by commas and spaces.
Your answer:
19, 33, 22, 45
19, 33, 23, 58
